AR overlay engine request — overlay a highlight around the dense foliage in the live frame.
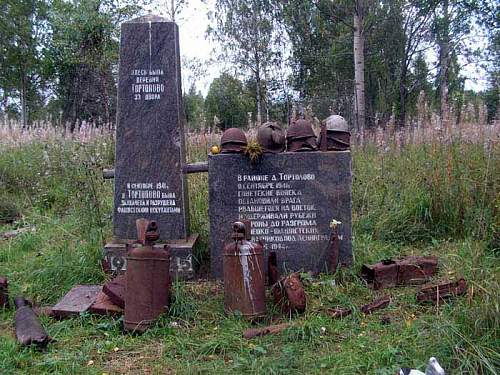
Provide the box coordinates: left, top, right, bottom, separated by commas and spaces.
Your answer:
0, 1, 498, 129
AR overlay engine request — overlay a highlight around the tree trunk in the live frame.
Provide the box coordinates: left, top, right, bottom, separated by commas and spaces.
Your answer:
20, 66, 28, 129
398, 55, 408, 128
255, 61, 262, 126
439, 0, 450, 132
353, 0, 365, 132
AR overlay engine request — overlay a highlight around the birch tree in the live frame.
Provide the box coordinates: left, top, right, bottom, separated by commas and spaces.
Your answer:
208, 0, 279, 125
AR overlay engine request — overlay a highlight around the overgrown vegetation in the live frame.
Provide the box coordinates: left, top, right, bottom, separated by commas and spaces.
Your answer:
0, 130, 498, 374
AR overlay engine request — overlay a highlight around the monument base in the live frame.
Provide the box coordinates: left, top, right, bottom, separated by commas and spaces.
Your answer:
102, 234, 198, 280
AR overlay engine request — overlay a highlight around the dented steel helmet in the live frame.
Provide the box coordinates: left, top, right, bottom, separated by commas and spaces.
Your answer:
286, 119, 318, 152
257, 122, 285, 153
318, 115, 351, 151
220, 127, 247, 153
325, 115, 349, 132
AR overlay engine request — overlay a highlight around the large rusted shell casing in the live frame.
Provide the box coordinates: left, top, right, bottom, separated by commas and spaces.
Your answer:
124, 220, 170, 333
14, 296, 50, 347
223, 222, 266, 320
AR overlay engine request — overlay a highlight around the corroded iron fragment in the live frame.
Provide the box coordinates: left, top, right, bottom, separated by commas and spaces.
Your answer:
361, 295, 391, 314
326, 307, 352, 319
361, 256, 438, 290
268, 251, 279, 286
14, 297, 50, 347
416, 278, 467, 304
243, 323, 290, 339
90, 291, 123, 316
272, 273, 306, 314
103, 275, 126, 308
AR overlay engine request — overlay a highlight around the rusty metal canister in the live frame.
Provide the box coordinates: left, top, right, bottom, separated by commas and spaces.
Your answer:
124, 220, 170, 333
223, 222, 266, 319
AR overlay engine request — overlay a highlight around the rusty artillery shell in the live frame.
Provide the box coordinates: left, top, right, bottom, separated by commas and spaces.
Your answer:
223, 222, 266, 320
14, 296, 50, 347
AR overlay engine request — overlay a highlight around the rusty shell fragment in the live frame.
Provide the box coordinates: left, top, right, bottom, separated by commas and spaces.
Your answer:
326, 307, 352, 319
361, 295, 391, 314
272, 273, 306, 314
14, 296, 50, 347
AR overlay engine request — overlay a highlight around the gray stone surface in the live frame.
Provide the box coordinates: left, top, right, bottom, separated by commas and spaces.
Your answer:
209, 151, 352, 279
113, 16, 189, 240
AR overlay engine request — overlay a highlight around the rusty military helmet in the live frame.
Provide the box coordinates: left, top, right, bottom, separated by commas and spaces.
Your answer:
286, 119, 318, 152
220, 127, 247, 153
325, 115, 349, 132
319, 115, 350, 151
257, 122, 286, 153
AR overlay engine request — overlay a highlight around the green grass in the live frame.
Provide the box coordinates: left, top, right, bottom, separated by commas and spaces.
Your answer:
0, 138, 498, 374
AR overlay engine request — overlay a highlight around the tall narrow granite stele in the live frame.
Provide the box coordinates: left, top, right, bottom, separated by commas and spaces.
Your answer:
106, 15, 196, 279
113, 15, 189, 240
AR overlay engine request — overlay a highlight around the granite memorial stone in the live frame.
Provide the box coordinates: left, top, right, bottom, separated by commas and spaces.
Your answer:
209, 151, 352, 279
113, 15, 189, 241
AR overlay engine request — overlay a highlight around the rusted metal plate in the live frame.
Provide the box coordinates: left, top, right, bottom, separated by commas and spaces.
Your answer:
102, 275, 126, 308
361, 295, 391, 314
397, 256, 438, 285
361, 256, 438, 290
417, 278, 467, 304
0, 277, 8, 307
52, 285, 101, 318
90, 291, 123, 316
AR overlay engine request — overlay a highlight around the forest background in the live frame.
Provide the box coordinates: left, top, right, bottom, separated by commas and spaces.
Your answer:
0, 0, 498, 132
